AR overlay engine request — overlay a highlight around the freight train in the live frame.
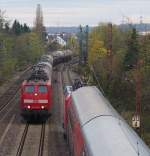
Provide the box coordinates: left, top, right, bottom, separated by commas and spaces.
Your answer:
52, 50, 73, 65
64, 86, 150, 156
20, 50, 72, 120
20, 55, 53, 120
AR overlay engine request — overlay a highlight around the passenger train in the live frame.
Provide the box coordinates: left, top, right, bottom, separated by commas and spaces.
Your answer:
64, 86, 150, 156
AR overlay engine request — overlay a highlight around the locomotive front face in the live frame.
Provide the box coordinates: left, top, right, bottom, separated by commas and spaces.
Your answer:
20, 53, 53, 121
21, 83, 52, 117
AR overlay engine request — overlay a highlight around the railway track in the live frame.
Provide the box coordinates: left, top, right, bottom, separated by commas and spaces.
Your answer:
61, 63, 73, 87
38, 124, 45, 156
0, 67, 31, 113
66, 68, 73, 85
47, 69, 69, 156
16, 123, 46, 156
16, 124, 29, 156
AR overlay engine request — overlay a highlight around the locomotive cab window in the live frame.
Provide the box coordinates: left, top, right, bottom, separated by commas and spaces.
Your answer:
25, 86, 34, 93
38, 86, 48, 93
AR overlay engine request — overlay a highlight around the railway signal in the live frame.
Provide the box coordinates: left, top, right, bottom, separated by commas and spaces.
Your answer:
79, 25, 83, 64
79, 25, 89, 65
85, 25, 89, 63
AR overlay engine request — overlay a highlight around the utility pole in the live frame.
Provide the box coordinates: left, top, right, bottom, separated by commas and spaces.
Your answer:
132, 61, 141, 136
79, 25, 83, 65
107, 23, 113, 79
79, 25, 89, 65
135, 65, 141, 120
132, 60, 143, 136
85, 25, 89, 64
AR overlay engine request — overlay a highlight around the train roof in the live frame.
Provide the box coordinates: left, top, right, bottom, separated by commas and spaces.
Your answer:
22, 80, 51, 86
52, 51, 64, 57
71, 86, 150, 156
72, 86, 118, 125
52, 50, 73, 58
37, 62, 52, 68
83, 116, 150, 156
42, 54, 53, 59
41, 55, 53, 64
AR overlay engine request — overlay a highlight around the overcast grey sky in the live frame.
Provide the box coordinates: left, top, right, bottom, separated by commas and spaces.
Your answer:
0, 0, 150, 26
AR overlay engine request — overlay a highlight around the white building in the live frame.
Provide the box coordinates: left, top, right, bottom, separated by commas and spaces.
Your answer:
56, 36, 67, 46
139, 31, 150, 36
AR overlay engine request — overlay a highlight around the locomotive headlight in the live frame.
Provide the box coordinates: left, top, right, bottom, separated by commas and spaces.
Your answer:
34, 93, 38, 96
27, 105, 31, 109
41, 106, 44, 109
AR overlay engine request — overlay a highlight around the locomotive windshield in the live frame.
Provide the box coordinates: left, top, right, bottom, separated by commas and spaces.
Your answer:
25, 86, 34, 93
38, 86, 48, 93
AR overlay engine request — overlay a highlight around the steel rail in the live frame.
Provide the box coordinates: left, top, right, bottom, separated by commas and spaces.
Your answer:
16, 123, 29, 156
38, 123, 46, 156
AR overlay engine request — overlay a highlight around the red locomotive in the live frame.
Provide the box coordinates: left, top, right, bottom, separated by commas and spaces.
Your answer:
20, 55, 53, 120
20, 80, 52, 117
20, 50, 73, 120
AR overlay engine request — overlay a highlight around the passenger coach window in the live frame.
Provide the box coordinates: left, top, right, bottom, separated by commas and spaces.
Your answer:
25, 86, 34, 93
39, 86, 48, 93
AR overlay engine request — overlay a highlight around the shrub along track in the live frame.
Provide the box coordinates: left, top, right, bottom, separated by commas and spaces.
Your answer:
0, 67, 31, 141
0, 67, 31, 113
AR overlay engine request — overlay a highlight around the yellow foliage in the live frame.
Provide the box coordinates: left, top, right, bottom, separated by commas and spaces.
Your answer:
88, 32, 107, 65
